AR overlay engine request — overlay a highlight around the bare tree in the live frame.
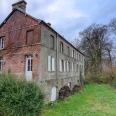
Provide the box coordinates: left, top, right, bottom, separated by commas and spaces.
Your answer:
109, 18, 116, 35
78, 23, 112, 74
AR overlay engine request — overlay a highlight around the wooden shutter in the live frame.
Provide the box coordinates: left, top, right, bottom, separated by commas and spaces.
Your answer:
48, 56, 51, 71
67, 61, 69, 72
64, 61, 65, 72
72, 63, 73, 71
52, 58, 55, 71
59, 59, 62, 72
72, 49, 73, 57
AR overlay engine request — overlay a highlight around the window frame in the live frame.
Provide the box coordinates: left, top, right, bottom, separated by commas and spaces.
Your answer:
0, 37, 4, 49
50, 35, 54, 49
60, 42, 63, 53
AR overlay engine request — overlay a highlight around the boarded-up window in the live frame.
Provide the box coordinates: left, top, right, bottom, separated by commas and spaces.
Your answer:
50, 35, 54, 49
26, 30, 34, 44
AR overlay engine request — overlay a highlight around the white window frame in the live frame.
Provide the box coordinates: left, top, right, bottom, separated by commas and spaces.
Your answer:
26, 56, 33, 71
0, 37, 4, 49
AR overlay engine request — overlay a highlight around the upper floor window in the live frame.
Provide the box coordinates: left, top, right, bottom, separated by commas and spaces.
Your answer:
26, 30, 34, 44
72, 49, 75, 58
0, 37, 4, 49
67, 46, 70, 56
76, 52, 78, 60
50, 35, 54, 49
60, 42, 63, 53
79, 54, 81, 61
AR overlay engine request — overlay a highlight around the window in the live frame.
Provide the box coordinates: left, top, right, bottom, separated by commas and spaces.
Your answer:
82, 56, 84, 63
25, 56, 33, 81
68, 82, 71, 89
79, 54, 81, 61
26, 30, 34, 44
72, 49, 74, 58
67, 46, 70, 56
26, 56, 32, 71
0, 58, 3, 72
82, 66, 83, 73
60, 42, 63, 53
76, 52, 78, 60
48, 56, 55, 71
0, 37, 4, 49
59, 59, 65, 72
67, 61, 70, 72
79, 65, 81, 72
50, 35, 54, 49
76, 64, 78, 72
72, 63, 75, 71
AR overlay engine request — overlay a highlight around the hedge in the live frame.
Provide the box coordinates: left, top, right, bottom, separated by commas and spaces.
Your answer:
0, 73, 44, 116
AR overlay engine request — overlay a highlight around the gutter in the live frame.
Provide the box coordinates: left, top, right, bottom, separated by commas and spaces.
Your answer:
56, 33, 58, 83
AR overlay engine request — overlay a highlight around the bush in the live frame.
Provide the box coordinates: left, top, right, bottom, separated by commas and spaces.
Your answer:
72, 85, 81, 94
86, 67, 116, 84
0, 73, 44, 116
59, 85, 71, 100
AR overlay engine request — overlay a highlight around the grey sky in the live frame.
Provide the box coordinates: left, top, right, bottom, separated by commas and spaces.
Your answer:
0, 0, 116, 42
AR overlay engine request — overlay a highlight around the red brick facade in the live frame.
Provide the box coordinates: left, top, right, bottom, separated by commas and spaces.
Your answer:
0, 9, 41, 79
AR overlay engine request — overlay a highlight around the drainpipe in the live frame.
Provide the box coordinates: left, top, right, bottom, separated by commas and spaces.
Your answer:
56, 33, 58, 83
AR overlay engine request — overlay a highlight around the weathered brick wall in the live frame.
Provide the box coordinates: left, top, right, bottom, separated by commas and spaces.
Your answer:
2, 45, 41, 79
0, 10, 41, 48
0, 10, 41, 79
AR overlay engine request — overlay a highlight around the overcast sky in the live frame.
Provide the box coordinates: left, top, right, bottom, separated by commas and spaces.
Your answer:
0, 0, 116, 42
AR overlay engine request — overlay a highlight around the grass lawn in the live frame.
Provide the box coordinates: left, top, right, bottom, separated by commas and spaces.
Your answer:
42, 83, 116, 116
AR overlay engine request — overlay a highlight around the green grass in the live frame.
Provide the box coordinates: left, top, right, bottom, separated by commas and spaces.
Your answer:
42, 83, 116, 116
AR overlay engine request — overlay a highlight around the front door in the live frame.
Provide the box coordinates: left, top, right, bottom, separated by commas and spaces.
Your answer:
51, 87, 57, 101
25, 56, 32, 81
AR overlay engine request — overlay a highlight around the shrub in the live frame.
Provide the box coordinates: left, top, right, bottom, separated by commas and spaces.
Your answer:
59, 85, 71, 99
72, 85, 81, 94
86, 67, 116, 84
0, 73, 44, 116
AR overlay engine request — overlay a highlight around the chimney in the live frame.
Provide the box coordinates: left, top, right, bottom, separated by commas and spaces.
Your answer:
47, 23, 51, 27
12, 0, 27, 12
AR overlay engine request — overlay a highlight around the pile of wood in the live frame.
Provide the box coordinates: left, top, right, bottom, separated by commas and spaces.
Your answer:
59, 85, 71, 99
72, 85, 81, 94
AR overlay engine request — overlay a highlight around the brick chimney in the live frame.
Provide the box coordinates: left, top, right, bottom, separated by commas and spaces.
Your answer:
12, 0, 27, 12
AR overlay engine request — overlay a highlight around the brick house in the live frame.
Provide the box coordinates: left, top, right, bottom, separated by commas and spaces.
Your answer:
0, 0, 84, 102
